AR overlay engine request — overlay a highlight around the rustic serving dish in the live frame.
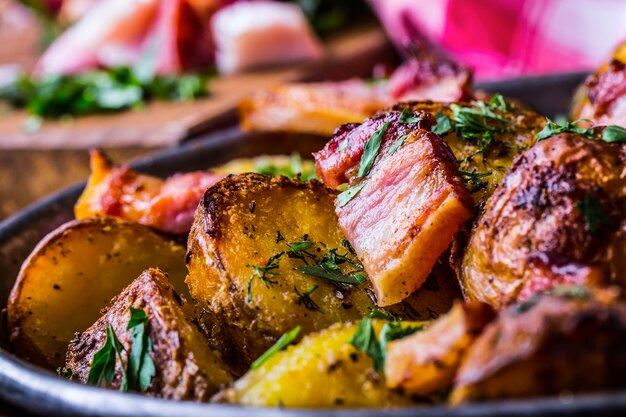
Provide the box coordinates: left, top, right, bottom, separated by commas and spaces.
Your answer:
3, 72, 624, 416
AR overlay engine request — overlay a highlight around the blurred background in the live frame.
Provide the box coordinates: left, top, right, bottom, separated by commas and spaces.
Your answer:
0, 0, 625, 220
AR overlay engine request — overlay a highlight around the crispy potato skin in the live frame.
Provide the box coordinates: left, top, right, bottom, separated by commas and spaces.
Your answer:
213, 321, 418, 408
451, 292, 626, 403
460, 134, 626, 308
391, 101, 545, 205
385, 302, 494, 396
186, 174, 375, 367
7, 217, 187, 369
66, 269, 233, 400
186, 173, 460, 369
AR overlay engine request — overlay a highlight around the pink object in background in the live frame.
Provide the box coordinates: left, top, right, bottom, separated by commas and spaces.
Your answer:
369, 0, 626, 80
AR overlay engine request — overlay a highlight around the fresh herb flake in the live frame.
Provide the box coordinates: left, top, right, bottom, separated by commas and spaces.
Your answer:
601, 125, 626, 143
398, 108, 422, 124
295, 285, 321, 312
488, 93, 507, 112
337, 182, 366, 207
126, 307, 156, 391
535, 118, 593, 141
338, 138, 349, 152
388, 134, 409, 155
357, 122, 390, 178
295, 265, 365, 285
433, 111, 452, 136
251, 326, 301, 369
87, 324, 127, 390
350, 318, 384, 371
367, 308, 399, 321
287, 240, 314, 253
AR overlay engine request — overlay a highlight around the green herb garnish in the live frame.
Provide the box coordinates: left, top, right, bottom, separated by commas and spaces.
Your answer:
255, 152, 317, 180
349, 318, 384, 371
247, 260, 281, 303
398, 108, 422, 124
350, 318, 422, 372
295, 285, 321, 312
86, 308, 155, 392
295, 265, 366, 285
357, 122, 390, 178
251, 326, 301, 369
337, 182, 366, 207
338, 138, 349, 152
388, 134, 410, 155
56, 367, 73, 380
126, 308, 156, 392
601, 125, 626, 143
87, 325, 127, 389
287, 240, 314, 253
433, 111, 452, 136
488, 93, 507, 112
459, 169, 492, 193
576, 195, 611, 235
367, 308, 399, 321
535, 118, 593, 141
0, 67, 208, 119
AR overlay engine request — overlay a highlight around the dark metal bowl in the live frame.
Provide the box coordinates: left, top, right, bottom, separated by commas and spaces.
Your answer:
3, 73, 625, 417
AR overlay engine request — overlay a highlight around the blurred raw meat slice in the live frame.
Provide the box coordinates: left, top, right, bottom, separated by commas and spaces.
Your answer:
212, 1, 324, 74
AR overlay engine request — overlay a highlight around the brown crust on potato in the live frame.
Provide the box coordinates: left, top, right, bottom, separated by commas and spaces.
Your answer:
460, 134, 626, 308
65, 268, 233, 401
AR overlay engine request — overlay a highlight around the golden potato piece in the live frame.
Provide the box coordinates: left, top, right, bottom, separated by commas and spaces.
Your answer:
451, 288, 626, 403
460, 134, 626, 308
187, 173, 460, 369
7, 217, 187, 368
214, 321, 417, 408
66, 269, 233, 400
187, 173, 375, 366
385, 302, 494, 396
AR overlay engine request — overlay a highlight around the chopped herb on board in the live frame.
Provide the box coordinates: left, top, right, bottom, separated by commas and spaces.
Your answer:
0, 67, 209, 119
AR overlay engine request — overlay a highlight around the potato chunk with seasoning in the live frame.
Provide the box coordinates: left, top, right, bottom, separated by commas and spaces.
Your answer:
7, 217, 187, 368
65, 269, 233, 400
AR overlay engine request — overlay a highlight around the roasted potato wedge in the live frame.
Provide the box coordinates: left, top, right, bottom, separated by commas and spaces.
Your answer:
460, 134, 626, 308
451, 288, 626, 403
7, 217, 187, 368
66, 268, 233, 400
187, 173, 460, 369
214, 321, 419, 408
385, 302, 494, 396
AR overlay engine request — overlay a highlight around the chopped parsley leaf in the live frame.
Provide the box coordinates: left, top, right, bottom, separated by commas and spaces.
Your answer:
295, 285, 321, 312
535, 118, 593, 141
488, 93, 507, 112
337, 182, 366, 207
398, 108, 423, 124
350, 318, 422, 372
433, 111, 452, 136
126, 308, 156, 392
251, 326, 301, 369
357, 122, 390, 178
87, 324, 127, 390
367, 308, 399, 321
602, 125, 626, 143
388, 133, 410, 155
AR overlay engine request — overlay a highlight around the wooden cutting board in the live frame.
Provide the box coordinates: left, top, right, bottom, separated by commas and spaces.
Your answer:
0, 25, 395, 149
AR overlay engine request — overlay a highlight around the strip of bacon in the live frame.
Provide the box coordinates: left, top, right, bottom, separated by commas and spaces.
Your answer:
75, 150, 222, 235
239, 49, 472, 136
314, 110, 474, 306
